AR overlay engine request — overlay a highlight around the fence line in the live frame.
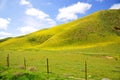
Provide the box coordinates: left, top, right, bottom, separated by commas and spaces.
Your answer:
24, 57, 26, 70
6, 54, 89, 80
7, 54, 10, 67
85, 60, 88, 80
46, 58, 50, 74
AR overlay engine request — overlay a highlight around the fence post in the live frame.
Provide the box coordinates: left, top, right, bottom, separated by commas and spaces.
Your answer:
7, 54, 10, 67
85, 60, 88, 80
46, 58, 49, 74
24, 57, 26, 70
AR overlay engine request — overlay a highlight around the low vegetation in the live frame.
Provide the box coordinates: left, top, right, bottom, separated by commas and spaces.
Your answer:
0, 10, 120, 80
0, 50, 120, 80
0, 10, 120, 50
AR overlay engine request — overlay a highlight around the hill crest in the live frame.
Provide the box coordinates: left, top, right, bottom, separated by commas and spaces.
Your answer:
0, 9, 120, 50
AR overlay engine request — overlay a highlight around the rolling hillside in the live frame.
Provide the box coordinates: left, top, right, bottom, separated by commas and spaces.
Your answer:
0, 9, 120, 51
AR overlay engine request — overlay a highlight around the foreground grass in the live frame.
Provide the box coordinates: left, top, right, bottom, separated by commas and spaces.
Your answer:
0, 67, 70, 80
0, 50, 120, 80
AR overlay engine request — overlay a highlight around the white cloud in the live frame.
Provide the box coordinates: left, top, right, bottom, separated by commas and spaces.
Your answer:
0, 31, 12, 39
25, 8, 56, 26
24, 8, 56, 33
0, 18, 11, 30
17, 26, 37, 34
26, 8, 49, 19
20, 0, 30, 5
17, 16, 56, 34
20, 0, 32, 7
110, 3, 120, 9
96, 0, 103, 2
56, 2, 92, 21
18, 0, 56, 35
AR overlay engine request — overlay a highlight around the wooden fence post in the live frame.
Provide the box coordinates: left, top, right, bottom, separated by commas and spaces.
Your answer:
46, 58, 49, 74
24, 57, 26, 70
85, 60, 88, 80
7, 54, 10, 67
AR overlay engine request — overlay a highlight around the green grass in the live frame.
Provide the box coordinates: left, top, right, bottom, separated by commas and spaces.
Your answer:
0, 10, 120, 79
0, 9, 120, 50
39, 9, 120, 49
0, 50, 120, 80
0, 67, 70, 80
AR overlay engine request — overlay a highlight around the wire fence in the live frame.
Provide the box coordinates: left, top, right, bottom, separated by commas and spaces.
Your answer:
5, 54, 89, 80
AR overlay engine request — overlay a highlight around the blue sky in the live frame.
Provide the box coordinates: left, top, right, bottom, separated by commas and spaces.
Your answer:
0, 0, 120, 39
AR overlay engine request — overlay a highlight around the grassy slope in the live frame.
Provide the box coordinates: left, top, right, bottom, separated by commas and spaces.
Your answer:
0, 10, 120, 51
0, 19, 77, 50
39, 10, 120, 49
0, 10, 120, 80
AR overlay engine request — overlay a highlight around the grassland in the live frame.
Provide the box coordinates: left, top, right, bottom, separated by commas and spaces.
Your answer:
0, 10, 120, 80
0, 9, 120, 50
0, 50, 120, 80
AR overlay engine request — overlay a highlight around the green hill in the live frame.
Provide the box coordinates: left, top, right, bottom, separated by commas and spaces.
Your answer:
0, 9, 120, 51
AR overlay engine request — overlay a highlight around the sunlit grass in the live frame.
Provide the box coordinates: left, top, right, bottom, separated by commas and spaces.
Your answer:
0, 9, 120, 80
0, 50, 120, 80
0, 10, 120, 50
